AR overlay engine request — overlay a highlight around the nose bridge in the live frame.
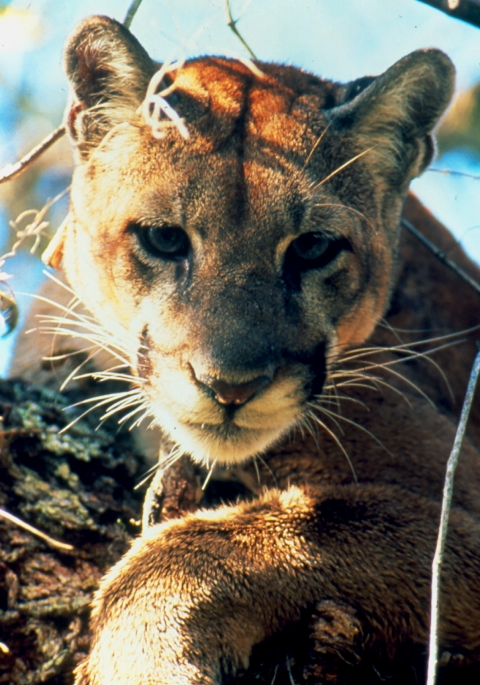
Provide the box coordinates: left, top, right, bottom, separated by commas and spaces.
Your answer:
191, 269, 283, 377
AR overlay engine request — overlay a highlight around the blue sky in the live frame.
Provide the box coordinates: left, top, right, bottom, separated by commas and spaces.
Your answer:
1, 0, 480, 374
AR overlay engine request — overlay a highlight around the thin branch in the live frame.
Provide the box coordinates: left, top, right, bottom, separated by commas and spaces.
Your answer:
225, 0, 258, 60
429, 167, 480, 181
0, 506, 74, 551
426, 346, 480, 685
0, 0, 144, 186
0, 125, 65, 185
401, 218, 480, 297
417, 0, 480, 30
123, 0, 144, 29
0, 186, 70, 276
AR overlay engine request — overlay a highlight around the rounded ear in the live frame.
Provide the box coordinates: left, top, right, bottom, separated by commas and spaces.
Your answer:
64, 15, 157, 159
329, 49, 455, 186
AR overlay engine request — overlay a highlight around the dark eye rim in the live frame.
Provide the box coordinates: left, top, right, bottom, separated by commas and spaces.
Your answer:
286, 232, 352, 271
129, 222, 191, 261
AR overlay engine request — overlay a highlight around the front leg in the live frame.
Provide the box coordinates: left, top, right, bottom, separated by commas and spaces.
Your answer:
75, 485, 480, 685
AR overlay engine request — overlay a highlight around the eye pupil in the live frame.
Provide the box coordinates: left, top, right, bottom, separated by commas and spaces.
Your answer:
149, 227, 182, 252
293, 233, 329, 260
140, 225, 190, 259
283, 232, 351, 286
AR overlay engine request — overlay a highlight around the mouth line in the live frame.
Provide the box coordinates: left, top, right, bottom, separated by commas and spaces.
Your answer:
183, 417, 285, 445
184, 419, 247, 433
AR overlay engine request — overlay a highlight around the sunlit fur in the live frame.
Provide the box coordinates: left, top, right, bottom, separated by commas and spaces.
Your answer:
36, 24, 457, 468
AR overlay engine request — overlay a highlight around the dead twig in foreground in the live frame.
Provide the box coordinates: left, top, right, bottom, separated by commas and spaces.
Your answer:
0, 506, 74, 551
426, 346, 480, 685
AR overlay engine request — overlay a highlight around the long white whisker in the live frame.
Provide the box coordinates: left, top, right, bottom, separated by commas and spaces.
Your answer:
202, 458, 218, 491
134, 446, 183, 490
59, 348, 105, 392
310, 147, 374, 192
39, 324, 131, 366
255, 454, 279, 487
101, 394, 146, 419
39, 335, 129, 366
315, 392, 370, 411
60, 390, 144, 433
349, 359, 436, 408
313, 403, 393, 458
115, 402, 151, 425
306, 410, 357, 483
339, 339, 462, 400
308, 402, 345, 436
43, 344, 99, 362
330, 371, 414, 408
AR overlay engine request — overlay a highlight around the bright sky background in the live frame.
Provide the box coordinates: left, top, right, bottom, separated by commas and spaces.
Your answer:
1, 0, 480, 374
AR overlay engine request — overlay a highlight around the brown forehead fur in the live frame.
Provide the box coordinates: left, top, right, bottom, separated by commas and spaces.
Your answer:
140, 57, 345, 163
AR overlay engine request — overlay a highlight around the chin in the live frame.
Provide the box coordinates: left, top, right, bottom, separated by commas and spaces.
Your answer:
148, 402, 301, 466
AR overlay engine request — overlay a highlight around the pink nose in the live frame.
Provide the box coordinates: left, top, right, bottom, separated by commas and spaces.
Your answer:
196, 375, 272, 407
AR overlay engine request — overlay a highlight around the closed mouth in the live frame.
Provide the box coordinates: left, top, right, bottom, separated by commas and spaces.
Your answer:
184, 419, 256, 437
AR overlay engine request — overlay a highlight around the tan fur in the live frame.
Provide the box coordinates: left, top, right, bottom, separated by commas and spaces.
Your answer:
10, 15, 480, 684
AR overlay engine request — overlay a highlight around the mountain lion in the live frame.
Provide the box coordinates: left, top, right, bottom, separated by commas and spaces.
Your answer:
13, 14, 480, 685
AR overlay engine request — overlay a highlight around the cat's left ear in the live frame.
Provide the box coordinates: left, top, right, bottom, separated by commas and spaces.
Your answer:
329, 49, 455, 186
64, 15, 157, 160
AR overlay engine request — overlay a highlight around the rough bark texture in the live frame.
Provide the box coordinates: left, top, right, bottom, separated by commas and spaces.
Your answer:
0, 378, 145, 684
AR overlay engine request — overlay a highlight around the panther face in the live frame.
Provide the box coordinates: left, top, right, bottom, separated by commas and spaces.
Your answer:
49, 16, 453, 465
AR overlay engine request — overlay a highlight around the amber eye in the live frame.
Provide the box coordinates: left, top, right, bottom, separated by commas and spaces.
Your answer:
139, 225, 190, 260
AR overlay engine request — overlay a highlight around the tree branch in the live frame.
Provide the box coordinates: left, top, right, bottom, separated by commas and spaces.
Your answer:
417, 0, 480, 30
0, 125, 65, 185
225, 0, 258, 60
426, 346, 480, 685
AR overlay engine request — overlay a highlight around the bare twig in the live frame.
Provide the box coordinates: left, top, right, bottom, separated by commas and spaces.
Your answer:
417, 0, 480, 29
429, 167, 480, 180
401, 218, 480, 296
123, 0, 144, 29
0, 125, 66, 185
0, 0, 144, 187
426, 346, 480, 685
0, 506, 74, 551
2, 186, 70, 263
225, 0, 258, 60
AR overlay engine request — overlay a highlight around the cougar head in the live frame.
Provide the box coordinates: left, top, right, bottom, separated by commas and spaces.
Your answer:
49, 15, 454, 465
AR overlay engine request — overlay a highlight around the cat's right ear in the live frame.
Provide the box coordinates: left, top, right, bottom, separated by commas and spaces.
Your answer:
64, 15, 156, 160
329, 49, 454, 188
